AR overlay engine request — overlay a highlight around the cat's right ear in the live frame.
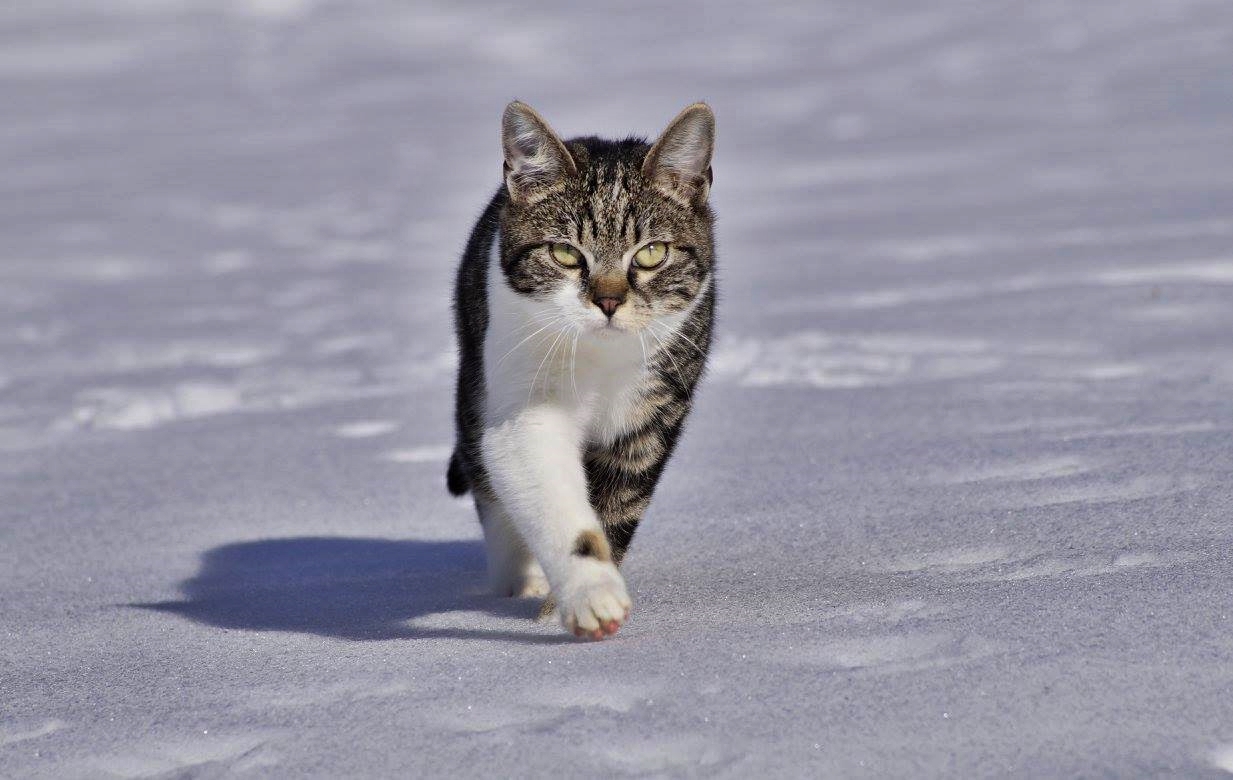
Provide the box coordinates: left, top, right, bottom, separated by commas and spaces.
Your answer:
502, 101, 577, 204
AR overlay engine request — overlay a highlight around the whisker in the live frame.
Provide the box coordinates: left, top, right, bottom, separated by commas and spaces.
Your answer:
555, 325, 571, 396
488, 310, 564, 352
649, 321, 707, 359
570, 326, 580, 401
494, 315, 567, 367
647, 327, 688, 391
489, 309, 560, 342
528, 326, 568, 406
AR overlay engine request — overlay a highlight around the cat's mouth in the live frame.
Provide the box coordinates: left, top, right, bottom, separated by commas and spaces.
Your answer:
587, 319, 628, 336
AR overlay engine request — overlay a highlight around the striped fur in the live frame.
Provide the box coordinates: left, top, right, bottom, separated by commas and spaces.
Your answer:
448, 102, 716, 638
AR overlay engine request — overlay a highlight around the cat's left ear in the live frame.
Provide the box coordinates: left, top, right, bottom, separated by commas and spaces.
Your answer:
502, 101, 578, 204
642, 102, 715, 205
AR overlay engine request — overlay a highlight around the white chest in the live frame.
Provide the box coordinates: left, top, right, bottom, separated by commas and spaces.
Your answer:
483, 264, 651, 446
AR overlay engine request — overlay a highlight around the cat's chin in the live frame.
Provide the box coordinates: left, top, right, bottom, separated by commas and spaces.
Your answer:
587, 321, 628, 337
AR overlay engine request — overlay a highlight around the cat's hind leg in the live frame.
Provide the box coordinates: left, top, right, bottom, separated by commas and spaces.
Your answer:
476, 495, 549, 598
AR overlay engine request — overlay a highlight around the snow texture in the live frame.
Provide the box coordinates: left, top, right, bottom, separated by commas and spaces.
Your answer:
2, 0, 1233, 776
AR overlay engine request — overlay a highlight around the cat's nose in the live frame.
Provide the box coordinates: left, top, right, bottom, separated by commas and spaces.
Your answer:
593, 294, 624, 318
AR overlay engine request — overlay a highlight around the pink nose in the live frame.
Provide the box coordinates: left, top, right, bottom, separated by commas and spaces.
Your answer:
594, 296, 623, 318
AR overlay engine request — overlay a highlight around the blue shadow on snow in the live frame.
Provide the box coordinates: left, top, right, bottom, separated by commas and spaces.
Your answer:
136, 536, 569, 644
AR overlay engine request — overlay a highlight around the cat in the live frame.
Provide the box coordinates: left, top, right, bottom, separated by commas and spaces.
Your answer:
447, 101, 716, 640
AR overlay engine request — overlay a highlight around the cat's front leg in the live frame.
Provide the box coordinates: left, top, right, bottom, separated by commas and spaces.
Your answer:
482, 404, 632, 639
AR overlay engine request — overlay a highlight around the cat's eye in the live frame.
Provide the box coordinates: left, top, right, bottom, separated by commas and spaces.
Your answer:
549, 243, 583, 268
633, 241, 668, 269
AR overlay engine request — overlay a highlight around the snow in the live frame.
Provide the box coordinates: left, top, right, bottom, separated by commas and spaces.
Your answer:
3, 0, 1233, 776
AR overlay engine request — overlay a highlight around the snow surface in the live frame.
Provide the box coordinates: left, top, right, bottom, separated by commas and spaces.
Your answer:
3, 0, 1233, 776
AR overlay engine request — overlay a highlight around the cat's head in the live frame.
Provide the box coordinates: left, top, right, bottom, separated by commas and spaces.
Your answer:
497, 101, 715, 337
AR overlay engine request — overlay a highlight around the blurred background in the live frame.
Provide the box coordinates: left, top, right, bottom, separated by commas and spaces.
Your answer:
3, 1, 1233, 776
3, 0, 1232, 444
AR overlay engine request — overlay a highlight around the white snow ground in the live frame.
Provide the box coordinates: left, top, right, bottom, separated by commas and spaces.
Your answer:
2, 0, 1233, 776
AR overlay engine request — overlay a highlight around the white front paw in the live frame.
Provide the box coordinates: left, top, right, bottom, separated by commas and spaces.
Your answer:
556, 562, 632, 640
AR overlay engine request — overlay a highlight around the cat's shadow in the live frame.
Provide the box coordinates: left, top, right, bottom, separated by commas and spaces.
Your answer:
136, 536, 571, 645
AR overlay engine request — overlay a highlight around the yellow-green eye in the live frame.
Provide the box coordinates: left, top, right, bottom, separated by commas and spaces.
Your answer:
550, 243, 583, 268
633, 241, 668, 269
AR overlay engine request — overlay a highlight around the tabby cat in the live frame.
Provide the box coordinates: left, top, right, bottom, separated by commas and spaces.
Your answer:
448, 101, 716, 640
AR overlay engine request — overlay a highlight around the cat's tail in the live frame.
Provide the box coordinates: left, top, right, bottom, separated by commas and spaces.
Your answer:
446, 449, 470, 496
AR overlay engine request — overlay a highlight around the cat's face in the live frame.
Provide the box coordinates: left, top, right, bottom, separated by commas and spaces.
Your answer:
498, 103, 715, 338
